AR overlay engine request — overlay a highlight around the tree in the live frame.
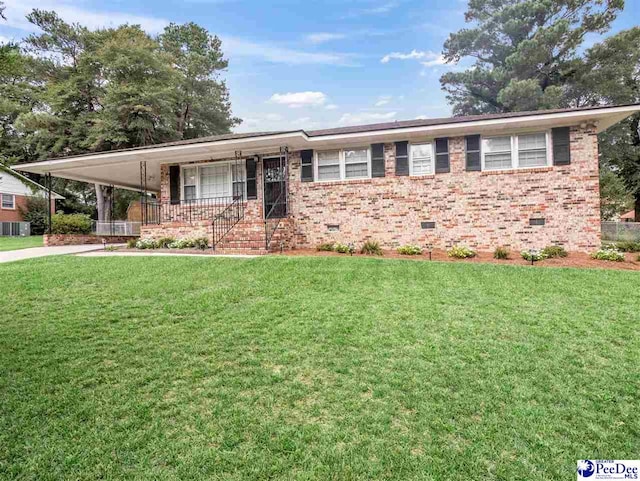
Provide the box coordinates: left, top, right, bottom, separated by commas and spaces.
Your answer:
575, 27, 640, 220
0, 2, 5, 20
159, 22, 239, 139
599, 167, 633, 220
440, 0, 624, 115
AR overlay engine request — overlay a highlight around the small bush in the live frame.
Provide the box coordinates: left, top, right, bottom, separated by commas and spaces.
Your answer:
51, 213, 92, 234
493, 246, 509, 259
169, 238, 195, 249
361, 240, 383, 256
136, 238, 158, 249
156, 237, 176, 249
397, 244, 422, 255
317, 242, 335, 252
193, 237, 209, 250
448, 245, 476, 259
541, 245, 568, 258
591, 248, 625, 262
126, 238, 138, 249
105, 245, 118, 252
521, 250, 548, 262
333, 243, 352, 254
612, 241, 640, 252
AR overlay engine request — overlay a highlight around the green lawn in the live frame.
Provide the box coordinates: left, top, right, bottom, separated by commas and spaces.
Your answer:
0, 256, 638, 480
0, 235, 43, 251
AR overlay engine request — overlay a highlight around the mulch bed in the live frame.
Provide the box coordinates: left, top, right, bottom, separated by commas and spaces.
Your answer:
274, 248, 640, 271
117, 247, 640, 271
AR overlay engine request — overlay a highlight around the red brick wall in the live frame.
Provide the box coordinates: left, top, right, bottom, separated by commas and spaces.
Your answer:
146, 124, 600, 253
287, 125, 600, 252
0, 195, 56, 222
44, 234, 137, 246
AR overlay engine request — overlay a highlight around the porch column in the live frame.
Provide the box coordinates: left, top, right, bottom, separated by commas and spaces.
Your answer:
139, 161, 147, 225
46, 172, 52, 235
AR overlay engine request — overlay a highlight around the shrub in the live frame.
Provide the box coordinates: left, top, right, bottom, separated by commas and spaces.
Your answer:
591, 248, 625, 262
51, 213, 92, 234
612, 241, 640, 252
169, 238, 195, 249
19, 196, 49, 235
317, 242, 335, 252
521, 250, 548, 262
126, 238, 138, 249
493, 246, 509, 260
541, 245, 568, 258
333, 243, 352, 254
193, 237, 209, 250
397, 244, 422, 255
135, 238, 158, 249
156, 237, 175, 249
361, 240, 383, 256
447, 245, 477, 259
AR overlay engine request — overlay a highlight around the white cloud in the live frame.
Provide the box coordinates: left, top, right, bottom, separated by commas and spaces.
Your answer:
338, 111, 397, 126
325, 104, 339, 110
0, 0, 169, 33
305, 32, 346, 44
223, 36, 358, 66
362, 2, 398, 14
421, 56, 446, 67
381, 49, 442, 64
269, 91, 327, 108
374, 95, 392, 107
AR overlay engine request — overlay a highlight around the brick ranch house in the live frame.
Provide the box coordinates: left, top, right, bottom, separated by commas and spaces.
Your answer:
0, 163, 62, 235
14, 104, 640, 252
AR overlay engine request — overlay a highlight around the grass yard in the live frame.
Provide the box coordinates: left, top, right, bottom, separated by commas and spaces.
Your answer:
0, 256, 638, 480
0, 235, 43, 251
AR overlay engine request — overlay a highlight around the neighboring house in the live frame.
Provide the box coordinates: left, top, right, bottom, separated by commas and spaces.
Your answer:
0, 164, 62, 229
14, 104, 640, 252
620, 210, 636, 222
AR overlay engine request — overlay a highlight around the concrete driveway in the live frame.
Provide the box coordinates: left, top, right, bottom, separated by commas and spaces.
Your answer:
0, 244, 105, 264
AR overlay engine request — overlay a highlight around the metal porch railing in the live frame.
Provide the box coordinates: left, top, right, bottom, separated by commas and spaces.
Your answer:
212, 195, 245, 250
92, 221, 141, 236
142, 196, 241, 225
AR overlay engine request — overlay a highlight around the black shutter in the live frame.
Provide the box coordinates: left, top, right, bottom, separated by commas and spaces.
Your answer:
371, 143, 385, 177
435, 137, 450, 173
465, 135, 481, 171
552, 127, 571, 165
395, 141, 409, 176
301, 149, 314, 182
246, 157, 257, 199
169, 165, 180, 205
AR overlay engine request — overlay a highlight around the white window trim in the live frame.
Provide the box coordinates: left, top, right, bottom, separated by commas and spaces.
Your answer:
481, 131, 552, 171
409, 142, 436, 176
1, 193, 15, 210
180, 160, 246, 201
314, 147, 371, 182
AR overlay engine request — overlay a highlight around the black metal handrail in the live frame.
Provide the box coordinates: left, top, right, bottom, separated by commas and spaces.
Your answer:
212, 195, 245, 250
264, 191, 285, 251
142, 196, 239, 225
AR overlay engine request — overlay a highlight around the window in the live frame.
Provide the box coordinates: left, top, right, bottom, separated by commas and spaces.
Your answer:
181, 162, 246, 201
483, 136, 513, 170
183, 167, 197, 201
410, 143, 434, 175
517, 133, 547, 167
344, 148, 369, 179
1, 193, 15, 209
317, 150, 341, 181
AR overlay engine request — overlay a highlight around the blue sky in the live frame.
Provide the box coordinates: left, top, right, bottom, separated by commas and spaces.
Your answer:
0, 0, 638, 133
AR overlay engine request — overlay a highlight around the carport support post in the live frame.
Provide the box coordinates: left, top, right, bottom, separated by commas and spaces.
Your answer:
46, 173, 52, 235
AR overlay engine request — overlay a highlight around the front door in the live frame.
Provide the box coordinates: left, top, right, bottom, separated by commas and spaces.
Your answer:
263, 156, 287, 218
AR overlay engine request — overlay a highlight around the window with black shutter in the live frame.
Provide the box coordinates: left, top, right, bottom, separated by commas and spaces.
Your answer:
371, 143, 385, 177
395, 141, 409, 176
169, 165, 180, 204
246, 157, 257, 199
301, 149, 314, 182
465, 135, 481, 171
552, 127, 571, 165
435, 137, 450, 173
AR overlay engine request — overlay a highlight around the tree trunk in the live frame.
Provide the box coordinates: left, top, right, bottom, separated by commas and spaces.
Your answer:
95, 184, 113, 222
635, 191, 640, 222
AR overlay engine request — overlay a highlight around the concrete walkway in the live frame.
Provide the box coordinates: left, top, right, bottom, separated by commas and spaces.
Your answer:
76, 250, 258, 258
0, 244, 105, 264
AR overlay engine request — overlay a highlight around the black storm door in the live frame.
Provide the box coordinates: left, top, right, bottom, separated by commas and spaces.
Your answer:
263, 156, 287, 218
